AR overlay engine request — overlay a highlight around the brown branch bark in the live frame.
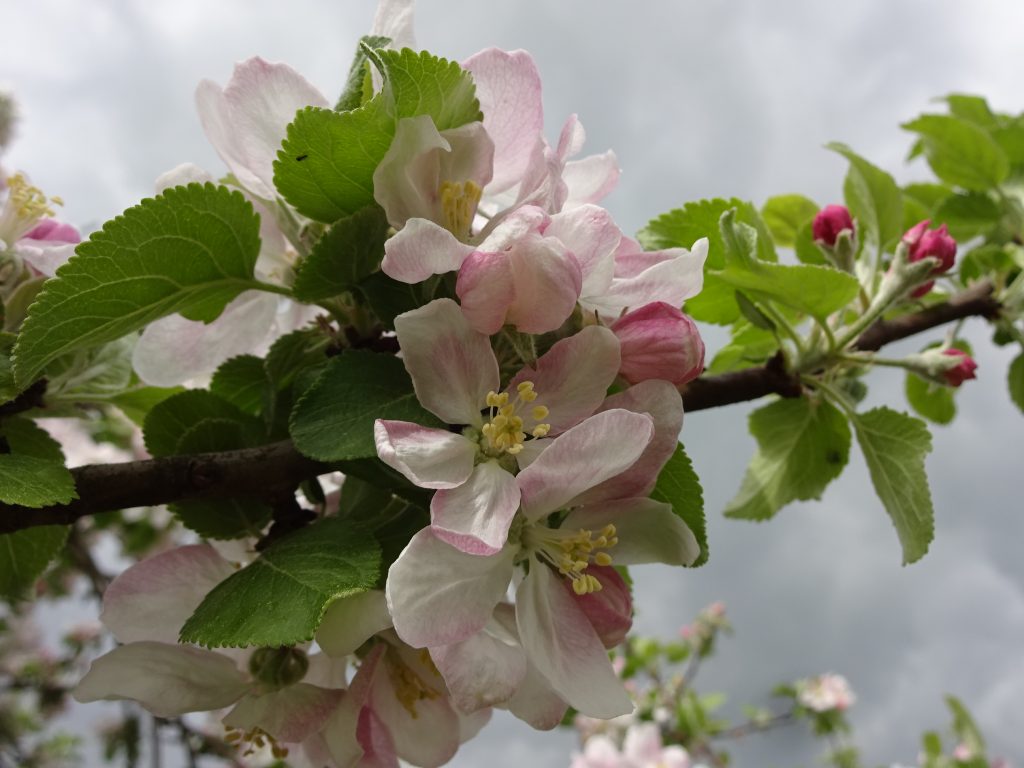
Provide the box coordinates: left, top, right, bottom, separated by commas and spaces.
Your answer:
0, 281, 1001, 534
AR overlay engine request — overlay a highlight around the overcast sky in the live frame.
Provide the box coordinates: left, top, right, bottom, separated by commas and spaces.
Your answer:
2, 1, 1023, 766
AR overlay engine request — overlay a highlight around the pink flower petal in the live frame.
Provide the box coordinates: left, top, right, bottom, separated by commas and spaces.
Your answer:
358, 707, 400, 768
374, 420, 476, 489
462, 49, 544, 194
515, 565, 632, 718
317, 590, 393, 658
579, 380, 684, 503
431, 460, 520, 555
394, 298, 499, 426
517, 409, 654, 520
101, 544, 235, 644
223, 684, 343, 744
74, 642, 249, 718
456, 250, 514, 335
431, 627, 527, 713
505, 661, 569, 731
382, 218, 475, 283
544, 204, 621, 297
387, 529, 515, 648
503, 235, 582, 334
507, 326, 621, 435
562, 151, 621, 209
562, 498, 699, 566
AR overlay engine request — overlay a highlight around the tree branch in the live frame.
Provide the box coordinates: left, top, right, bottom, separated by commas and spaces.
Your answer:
0, 281, 1001, 534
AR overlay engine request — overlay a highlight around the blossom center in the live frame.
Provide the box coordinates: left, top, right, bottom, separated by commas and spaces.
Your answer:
525, 523, 618, 595
439, 179, 482, 241
0, 173, 63, 244
386, 647, 443, 718
225, 725, 289, 760
479, 381, 551, 457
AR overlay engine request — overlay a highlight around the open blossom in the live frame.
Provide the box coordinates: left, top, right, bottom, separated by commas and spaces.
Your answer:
796, 673, 855, 712
387, 406, 700, 719
571, 724, 691, 768
0, 172, 80, 280
375, 298, 623, 554
74, 545, 345, 759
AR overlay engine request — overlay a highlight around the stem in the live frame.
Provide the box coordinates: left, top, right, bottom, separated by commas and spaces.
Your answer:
801, 375, 857, 418
758, 303, 805, 354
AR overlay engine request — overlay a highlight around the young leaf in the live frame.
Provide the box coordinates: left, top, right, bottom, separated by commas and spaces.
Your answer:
852, 407, 934, 565
179, 517, 380, 648
650, 443, 708, 566
724, 398, 851, 521
902, 114, 1009, 191
1008, 352, 1024, 414
336, 34, 391, 112
0, 526, 69, 600
945, 695, 986, 754
933, 192, 1000, 241
13, 184, 265, 387
373, 47, 483, 131
760, 194, 819, 248
0, 418, 77, 508
826, 143, 904, 251
273, 98, 396, 224
292, 205, 389, 300
290, 350, 444, 461
638, 198, 777, 267
905, 373, 956, 425
942, 94, 997, 128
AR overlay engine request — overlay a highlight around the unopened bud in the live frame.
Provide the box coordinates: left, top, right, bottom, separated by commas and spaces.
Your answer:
812, 205, 854, 248
248, 646, 308, 690
903, 346, 978, 388
902, 220, 957, 297
571, 565, 633, 649
610, 302, 705, 386
940, 348, 978, 387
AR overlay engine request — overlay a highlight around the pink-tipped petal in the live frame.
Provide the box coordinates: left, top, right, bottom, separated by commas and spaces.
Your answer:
358, 707, 400, 768
462, 49, 544, 194
223, 684, 344, 744
374, 420, 476, 489
74, 642, 249, 717
517, 410, 654, 520
507, 326, 621, 435
515, 565, 632, 718
394, 298, 499, 426
506, 661, 569, 731
456, 250, 515, 335
431, 460, 520, 555
317, 590, 393, 658
382, 218, 475, 283
571, 565, 632, 649
431, 628, 527, 713
504, 236, 582, 334
545, 205, 621, 297
387, 529, 515, 648
579, 380, 684, 503
101, 544, 235, 644
133, 291, 279, 387
562, 498, 699, 567
562, 151, 621, 209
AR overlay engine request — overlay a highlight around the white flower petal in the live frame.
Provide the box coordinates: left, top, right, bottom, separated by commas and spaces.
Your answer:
431, 460, 520, 555
317, 590, 393, 658
374, 420, 476, 489
562, 498, 699, 567
431, 626, 527, 713
223, 684, 343, 744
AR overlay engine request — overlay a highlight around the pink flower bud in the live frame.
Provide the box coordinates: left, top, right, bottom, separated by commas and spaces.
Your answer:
812, 205, 854, 247
610, 302, 705, 386
903, 220, 956, 274
572, 565, 633, 649
941, 348, 978, 387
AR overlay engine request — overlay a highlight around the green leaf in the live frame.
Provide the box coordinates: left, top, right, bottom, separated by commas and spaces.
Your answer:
826, 143, 904, 251
852, 407, 934, 564
716, 212, 860, 320
992, 119, 1024, 165
903, 182, 953, 213
143, 390, 263, 457
290, 350, 444, 461
942, 94, 998, 128
292, 205, 389, 301
336, 35, 390, 112
0, 526, 69, 600
0, 418, 76, 508
264, 329, 331, 393
1008, 352, 1024, 414
905, 373, 955, 425
724, 398, 851, 521
13, 184, 265, 387
945, 695, 986, 754
356, 271, 431, 329
793, 221, 827, 265
109, 386, 184, 426
374, 47, 483, 131
210, 355, 270, 417
650, 443, 707, 566
639, 198, 778, 268
902, 114, 1009, 191
273, 98, 396, 224
761, 194, 819, 248
180, 517, 380, 648
734, 292, 775, 331
934, 191, 1000, 241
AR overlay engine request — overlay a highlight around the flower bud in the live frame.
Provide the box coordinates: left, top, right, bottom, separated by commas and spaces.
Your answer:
571, 565, 632, 649
940, 348, 978, 387
248, 646, 309, 690
903, 220, 956, 274
812, 205, 854, 247
610, 302, 704, 386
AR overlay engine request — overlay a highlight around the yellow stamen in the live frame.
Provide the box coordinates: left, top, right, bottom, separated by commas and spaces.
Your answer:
528, 524, 618, 595
479, 381, 551, 457
386, 647, 442, 719
439, 179, 482, 241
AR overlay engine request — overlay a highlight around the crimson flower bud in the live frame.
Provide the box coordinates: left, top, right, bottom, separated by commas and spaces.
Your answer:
812, 205, 854, 247
571, 565, 632, 649
610, 302, 705, 386
903, 220, 956, 274
941, 348, 978, 387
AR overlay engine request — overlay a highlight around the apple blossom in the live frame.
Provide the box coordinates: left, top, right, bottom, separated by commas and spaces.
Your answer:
0, 172, 81, 282
796, 673, 856, 712
571, 723, 692, 768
